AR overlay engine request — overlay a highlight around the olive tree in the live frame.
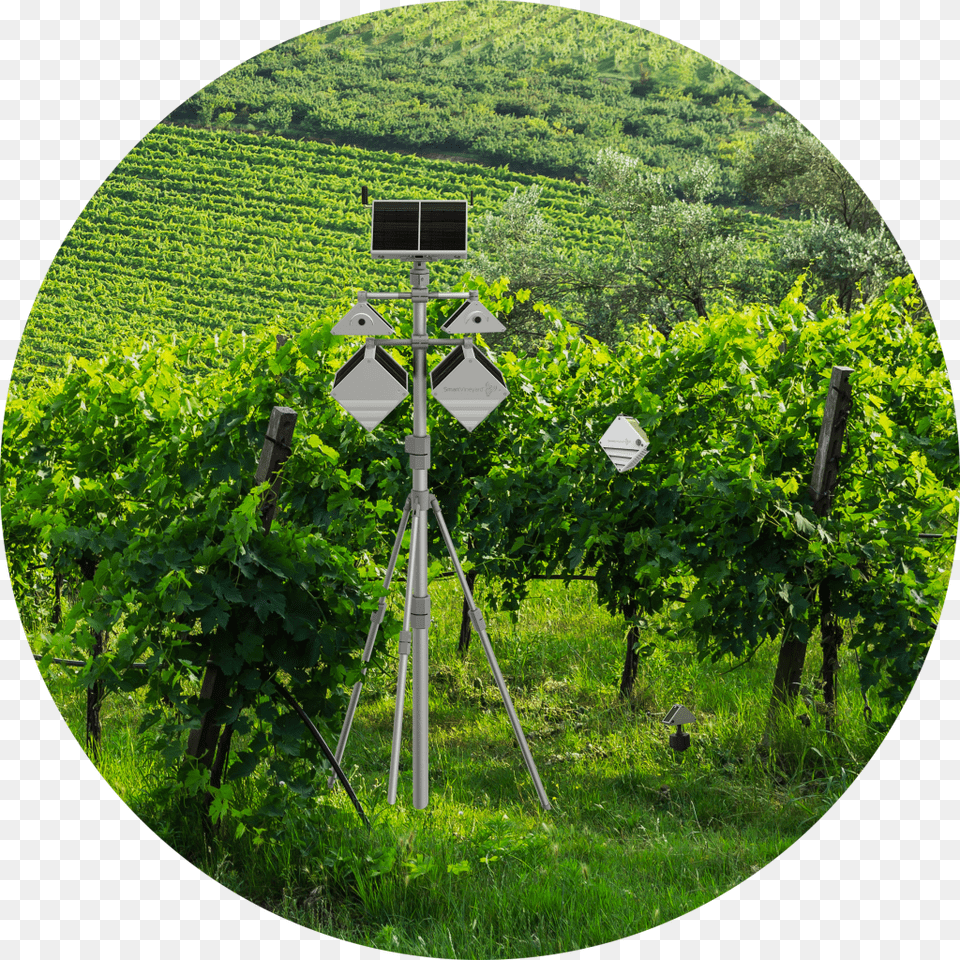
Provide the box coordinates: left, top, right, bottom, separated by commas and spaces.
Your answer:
469, 149, 751, 346
736, 116, 911, 311
736, 115, 882, 233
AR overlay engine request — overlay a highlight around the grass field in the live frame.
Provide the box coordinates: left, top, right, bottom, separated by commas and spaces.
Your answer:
33, 573, 891, 956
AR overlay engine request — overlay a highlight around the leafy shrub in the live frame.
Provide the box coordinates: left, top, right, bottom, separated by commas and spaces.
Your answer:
3, 274, 953, 823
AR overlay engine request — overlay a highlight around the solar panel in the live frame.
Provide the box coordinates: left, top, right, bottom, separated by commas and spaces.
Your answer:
371, 199, 468, 259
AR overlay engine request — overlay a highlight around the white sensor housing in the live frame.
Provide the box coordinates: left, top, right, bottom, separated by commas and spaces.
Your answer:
599, 415, 650, 472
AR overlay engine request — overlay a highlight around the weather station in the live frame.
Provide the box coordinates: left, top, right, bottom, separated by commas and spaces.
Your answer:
327, 189, 552, 811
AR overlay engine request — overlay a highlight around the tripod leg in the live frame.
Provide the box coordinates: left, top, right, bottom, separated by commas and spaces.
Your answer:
411, 501, 430, 810
428, 495, 552, 811
388, 501, 422, 804
327, 496, 412, 789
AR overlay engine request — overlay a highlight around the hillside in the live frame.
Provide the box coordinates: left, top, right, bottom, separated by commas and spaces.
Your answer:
168, 0, 774, 186
15, 123, 633, 383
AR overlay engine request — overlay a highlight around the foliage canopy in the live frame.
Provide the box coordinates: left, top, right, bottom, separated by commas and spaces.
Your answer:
4, 275, 954, 825
171, 0, 771, 184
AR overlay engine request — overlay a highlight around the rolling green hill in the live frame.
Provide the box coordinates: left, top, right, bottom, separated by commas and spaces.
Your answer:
15, 123, 630, 383
168, 0, 774, 186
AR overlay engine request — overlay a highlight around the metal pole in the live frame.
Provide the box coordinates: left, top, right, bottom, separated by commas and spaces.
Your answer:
328, 494, 412, 789
410, 258, 431, 809
429, 494, 552, 811
365, 291, 472, 300
389, 502, 421, 804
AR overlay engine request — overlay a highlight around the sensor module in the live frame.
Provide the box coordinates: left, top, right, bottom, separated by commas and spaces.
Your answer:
331, 299, 395, 336
599, 414, 650, 472
430, 341, 510, 432
330, 341, 408, 431
440, 298, 505, 333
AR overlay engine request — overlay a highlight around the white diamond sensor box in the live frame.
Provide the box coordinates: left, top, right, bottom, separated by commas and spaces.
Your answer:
599, 415, 650, 472
331, 341, 409, 431
430, 341, 509, 432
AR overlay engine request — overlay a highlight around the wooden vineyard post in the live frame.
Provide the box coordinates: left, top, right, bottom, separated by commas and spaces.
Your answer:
457, 568, 478, 656
253, 406, 298, 537
75, 555, 106, 760
809, 367, 853, 519
618, 597, 642, 699
52, 572, 64, 629
810, 366, 853, 731
184, 662, 230, 771
186, 406, 298, 785
86, 630, 106, 760
764, 366, 852, 744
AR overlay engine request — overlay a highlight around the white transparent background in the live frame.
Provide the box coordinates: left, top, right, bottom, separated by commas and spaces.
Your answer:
3, 1, 957, 957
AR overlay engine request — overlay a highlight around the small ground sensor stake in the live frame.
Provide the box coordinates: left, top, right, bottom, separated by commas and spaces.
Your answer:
662, 704, 695, 752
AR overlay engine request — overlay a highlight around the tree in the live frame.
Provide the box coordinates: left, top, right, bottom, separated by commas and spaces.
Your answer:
469, 185, 600, 353
469, 187, 567, 299
778, 215, 911, 313
630, 196, 746, 320
469, 149, 752, 347
736, 115, 881, 233
735, 116, 912, 312
586, 150, 750, 325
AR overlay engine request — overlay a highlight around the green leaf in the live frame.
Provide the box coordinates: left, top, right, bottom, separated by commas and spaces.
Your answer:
200, 601, 231, 634
236, 631, 265, 664
794, 512, 816, 535
226, 749, 260, 780
253, 589, 286, 623
687, 597, 710, 620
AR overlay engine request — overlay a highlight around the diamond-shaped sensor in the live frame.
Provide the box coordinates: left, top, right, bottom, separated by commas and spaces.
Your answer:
331, 342, 408, 431
662, 704, 695, 726
430, 342, 509, 432
599, 415, 650, 472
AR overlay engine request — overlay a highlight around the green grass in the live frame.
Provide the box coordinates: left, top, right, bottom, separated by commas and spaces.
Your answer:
34, 575, 891, 957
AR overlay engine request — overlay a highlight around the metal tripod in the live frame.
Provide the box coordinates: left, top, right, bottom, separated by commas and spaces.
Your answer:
327, 259, 551, 811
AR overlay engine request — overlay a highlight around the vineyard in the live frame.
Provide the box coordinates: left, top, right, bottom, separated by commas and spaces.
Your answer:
171, 0, 771, 183
5, 32, 957, 949
6, 271, 955, 785
16, 123, 632, 382
4, 264, 955, 950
